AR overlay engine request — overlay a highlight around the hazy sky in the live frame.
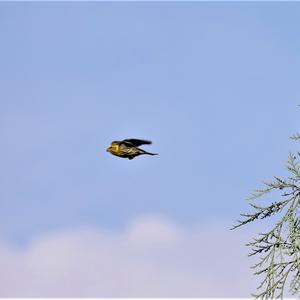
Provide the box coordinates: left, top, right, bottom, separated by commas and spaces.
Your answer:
1, 2, 300, 297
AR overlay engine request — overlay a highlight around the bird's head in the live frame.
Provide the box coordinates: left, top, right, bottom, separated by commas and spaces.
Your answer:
106, 141, 119, 153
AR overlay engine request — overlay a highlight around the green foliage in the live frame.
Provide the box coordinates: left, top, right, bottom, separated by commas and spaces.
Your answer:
232, 133, 300, 299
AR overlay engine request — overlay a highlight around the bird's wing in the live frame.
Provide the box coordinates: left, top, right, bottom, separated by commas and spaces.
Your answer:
122, 139, 152, 147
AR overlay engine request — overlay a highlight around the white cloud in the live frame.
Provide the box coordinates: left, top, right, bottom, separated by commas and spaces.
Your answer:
0, 215, 259, 297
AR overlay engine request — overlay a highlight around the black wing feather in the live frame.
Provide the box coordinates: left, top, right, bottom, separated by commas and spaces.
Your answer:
122, 138, 152, 147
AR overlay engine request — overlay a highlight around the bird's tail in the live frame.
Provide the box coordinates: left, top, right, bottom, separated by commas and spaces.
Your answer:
143, 150, 158, 156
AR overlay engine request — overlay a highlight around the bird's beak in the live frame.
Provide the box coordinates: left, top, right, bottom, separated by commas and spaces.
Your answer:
106, 147, 110, 152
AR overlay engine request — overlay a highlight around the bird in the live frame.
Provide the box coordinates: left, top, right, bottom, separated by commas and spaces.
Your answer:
106, 138, 158, 160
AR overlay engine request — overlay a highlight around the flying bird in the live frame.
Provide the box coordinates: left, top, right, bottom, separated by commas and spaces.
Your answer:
106, 138, 158, 160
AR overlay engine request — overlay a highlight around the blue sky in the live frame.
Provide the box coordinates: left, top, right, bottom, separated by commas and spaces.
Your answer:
1, 2, 300, 296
